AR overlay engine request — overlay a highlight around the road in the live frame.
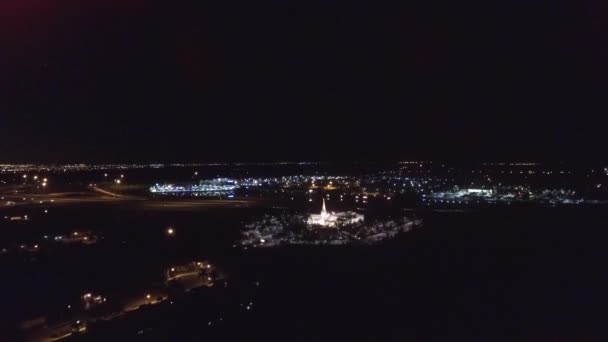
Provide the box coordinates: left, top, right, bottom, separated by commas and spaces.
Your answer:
1, 185, 260, 213
90, 186, 129, 198
26, 269, 218, 341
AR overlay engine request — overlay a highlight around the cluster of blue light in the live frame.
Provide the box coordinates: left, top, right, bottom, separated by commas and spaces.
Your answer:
150, 178, 237, 196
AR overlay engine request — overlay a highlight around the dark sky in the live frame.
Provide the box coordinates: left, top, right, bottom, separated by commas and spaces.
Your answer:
0, 0, 606, 163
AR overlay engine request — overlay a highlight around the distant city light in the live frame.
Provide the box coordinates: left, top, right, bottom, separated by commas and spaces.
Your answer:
149, 178, 237, 196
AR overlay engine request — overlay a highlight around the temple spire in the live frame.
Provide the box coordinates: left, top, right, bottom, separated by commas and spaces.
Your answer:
322, 198, 327, 214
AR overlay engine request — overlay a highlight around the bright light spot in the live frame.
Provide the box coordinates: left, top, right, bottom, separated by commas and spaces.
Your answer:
171, 268, 175, 272
166, 228, 175, 236
146, 294, 151, 299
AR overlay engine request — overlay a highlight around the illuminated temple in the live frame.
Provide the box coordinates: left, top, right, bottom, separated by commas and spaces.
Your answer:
307, 199, 364, 227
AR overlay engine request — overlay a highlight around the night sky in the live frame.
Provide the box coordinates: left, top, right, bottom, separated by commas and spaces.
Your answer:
1, 1, 606, 163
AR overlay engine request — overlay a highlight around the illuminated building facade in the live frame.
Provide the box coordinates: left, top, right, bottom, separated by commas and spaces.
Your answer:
149, 178, 237, 196
307, 199, 364, 227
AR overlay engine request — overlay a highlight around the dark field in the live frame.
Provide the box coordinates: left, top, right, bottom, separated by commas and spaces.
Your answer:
2, 201, 607, 341
230, 208, 608, 341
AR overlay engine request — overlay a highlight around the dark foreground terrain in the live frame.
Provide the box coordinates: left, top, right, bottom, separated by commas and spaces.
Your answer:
40, 207, 608, 341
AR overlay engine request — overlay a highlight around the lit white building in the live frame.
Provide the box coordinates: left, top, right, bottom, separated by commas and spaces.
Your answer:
307, 199, 364, 227
466, 188, 493, 195
149, 178, 237, 196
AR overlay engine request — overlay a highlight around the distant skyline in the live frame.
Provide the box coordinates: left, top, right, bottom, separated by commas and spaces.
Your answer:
1, 1, 606, 163
0, 160, 604, 167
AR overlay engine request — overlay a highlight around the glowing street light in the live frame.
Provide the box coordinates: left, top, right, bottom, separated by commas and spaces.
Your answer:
166, 227, 175, 236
